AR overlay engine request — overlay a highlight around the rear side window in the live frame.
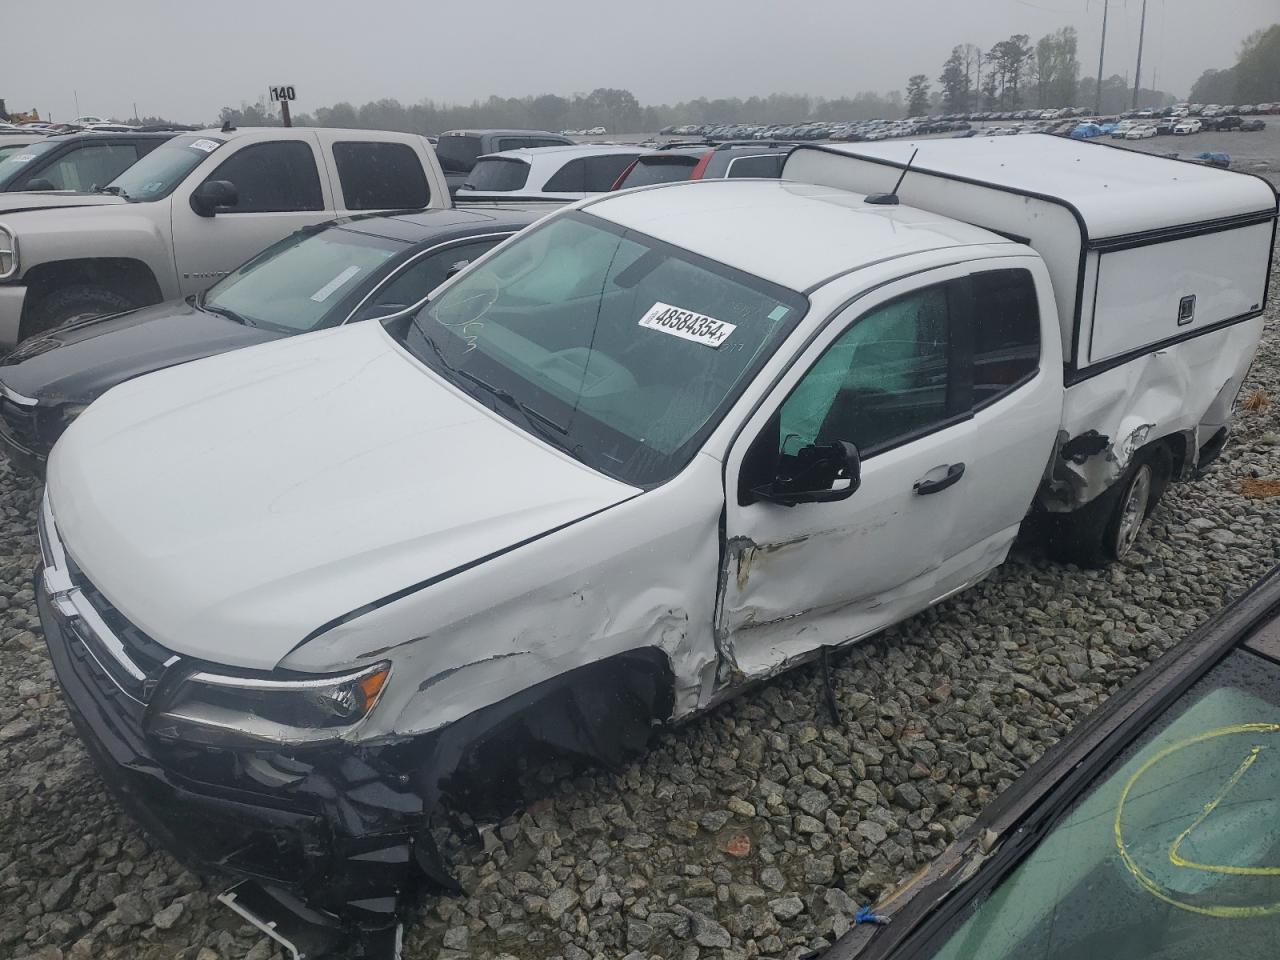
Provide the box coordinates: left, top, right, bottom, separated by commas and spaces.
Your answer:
332, 141, 429, 210
725, 153, 786, 179
620, 156, 699, 188
970, 268, 1040, 406
205, 141, 323, 213
526, 137, 569, 148
584, 154, 639, 191
542, 157, 586, 193
464, 158, 531, 192
435, 135, 483, 173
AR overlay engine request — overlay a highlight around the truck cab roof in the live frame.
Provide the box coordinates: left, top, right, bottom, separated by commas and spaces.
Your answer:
583, 178, 1013, 292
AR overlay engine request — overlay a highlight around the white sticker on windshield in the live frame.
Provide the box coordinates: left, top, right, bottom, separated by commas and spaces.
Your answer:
8, 154, 36, 164
189, 138, 221, 153
638, 302, 736, 348
310, 265, 362, 303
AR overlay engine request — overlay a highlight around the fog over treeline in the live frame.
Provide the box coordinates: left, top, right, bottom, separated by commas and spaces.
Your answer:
94, 23, 1280, 134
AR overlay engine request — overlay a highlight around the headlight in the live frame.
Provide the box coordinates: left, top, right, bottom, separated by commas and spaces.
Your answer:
0, 225, 17, 280
148, 661, 391, 748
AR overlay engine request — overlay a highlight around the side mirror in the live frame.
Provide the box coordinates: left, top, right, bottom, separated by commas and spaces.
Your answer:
754, 440, 861, 506
190, 180, 238, 217
444, 259, 471, 280
24, 178, 56, 192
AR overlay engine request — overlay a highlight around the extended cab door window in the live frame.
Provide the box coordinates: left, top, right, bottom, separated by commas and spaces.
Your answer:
971, 267, 1040, 407
203, 141, 323, 213
332, 141, 429, 210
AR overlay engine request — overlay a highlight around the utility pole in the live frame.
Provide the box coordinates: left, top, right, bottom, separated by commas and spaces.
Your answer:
1094, 0, 1109, 115
1132, 0, 1149, 109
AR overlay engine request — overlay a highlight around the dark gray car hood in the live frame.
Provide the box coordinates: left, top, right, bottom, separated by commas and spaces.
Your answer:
0, 299, 282, 403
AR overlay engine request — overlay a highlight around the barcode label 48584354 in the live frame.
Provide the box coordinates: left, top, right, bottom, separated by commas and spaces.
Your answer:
638, 302, 736, 348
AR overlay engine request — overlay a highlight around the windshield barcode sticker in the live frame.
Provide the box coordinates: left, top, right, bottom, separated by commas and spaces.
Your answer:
189, 138, 221, 153
638, 302, 736, 348
310, 265, 362, 302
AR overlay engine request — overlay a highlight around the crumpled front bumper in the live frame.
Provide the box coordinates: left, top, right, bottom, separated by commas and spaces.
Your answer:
37, 573, 444, 956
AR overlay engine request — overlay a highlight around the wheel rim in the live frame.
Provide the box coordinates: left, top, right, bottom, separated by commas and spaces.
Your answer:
1115, 464, 1153, 558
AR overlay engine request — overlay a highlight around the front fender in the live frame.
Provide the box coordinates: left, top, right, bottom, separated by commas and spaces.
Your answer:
282, 453, 727, 741
6, 202, 178, 296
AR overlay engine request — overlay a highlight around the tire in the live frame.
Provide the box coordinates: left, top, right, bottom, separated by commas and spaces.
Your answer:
27, 285, 138, 338
1046, 445, 1172, 567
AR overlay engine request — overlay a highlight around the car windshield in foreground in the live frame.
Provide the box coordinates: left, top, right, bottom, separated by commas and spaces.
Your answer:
388, 211, 807, 487
202, 227, 402, 333
0, 139, 58, 188
917, 648, 1280, 960
106, 134, 224, 201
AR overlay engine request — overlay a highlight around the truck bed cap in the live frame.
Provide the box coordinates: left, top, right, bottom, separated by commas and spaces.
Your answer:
789, 135, 1278, 240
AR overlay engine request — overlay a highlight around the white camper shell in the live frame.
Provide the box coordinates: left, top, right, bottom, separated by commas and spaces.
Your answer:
783, 135, 1278, 508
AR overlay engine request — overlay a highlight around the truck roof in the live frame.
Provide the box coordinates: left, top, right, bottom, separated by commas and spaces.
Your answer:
584, 178, 1011, 292
803, 135, 1278, 239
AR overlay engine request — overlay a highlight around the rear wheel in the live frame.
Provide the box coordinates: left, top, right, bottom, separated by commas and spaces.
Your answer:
1047, 445, 1171, 567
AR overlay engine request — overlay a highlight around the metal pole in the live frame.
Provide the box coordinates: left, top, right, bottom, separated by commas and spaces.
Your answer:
281, 100, 292, 127
1095, 0, 1109, 115
1132, 0, 1148, 109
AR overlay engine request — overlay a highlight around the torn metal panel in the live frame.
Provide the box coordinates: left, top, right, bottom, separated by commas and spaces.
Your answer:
1042, 315, 1264, 511
282, 453, 726, 731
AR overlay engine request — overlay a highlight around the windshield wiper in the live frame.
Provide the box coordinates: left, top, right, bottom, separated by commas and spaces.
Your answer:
98, 185, 129, 199
200, 301, 257, 327
420, 333, 577, 454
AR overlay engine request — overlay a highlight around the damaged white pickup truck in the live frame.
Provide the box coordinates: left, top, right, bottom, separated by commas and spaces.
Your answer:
36, 136, 1277, 957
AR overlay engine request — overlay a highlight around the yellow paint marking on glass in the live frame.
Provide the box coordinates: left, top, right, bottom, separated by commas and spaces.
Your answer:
1168, 745, 1280, 876
1113, 722, 1280, 919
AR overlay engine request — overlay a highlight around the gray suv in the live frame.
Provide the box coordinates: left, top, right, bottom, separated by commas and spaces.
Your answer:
436, 129, 573, 194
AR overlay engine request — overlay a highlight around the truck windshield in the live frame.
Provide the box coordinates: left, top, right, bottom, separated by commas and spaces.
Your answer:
0, 139, 58, 189
919, 649, 1280, 960
106, 135, 224, 201
387, 211, 807, 486
202, 227, 402, 333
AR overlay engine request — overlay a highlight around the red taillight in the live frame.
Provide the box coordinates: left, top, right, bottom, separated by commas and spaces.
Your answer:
611, 159, 639, 191
689, 150, 715, 180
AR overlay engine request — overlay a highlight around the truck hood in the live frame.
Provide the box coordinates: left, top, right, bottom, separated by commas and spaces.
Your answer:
46, 322, 639, 670
0, 192, 125, 214
0, 298, 280, 403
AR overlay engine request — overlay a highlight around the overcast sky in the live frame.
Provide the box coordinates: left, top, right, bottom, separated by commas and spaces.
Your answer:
7, 0, 1276, 123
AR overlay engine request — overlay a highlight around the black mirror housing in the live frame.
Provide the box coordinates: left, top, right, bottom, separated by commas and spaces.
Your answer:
190, 180, 238, 217
754, 440, 862, 506
24, 178, 56, 192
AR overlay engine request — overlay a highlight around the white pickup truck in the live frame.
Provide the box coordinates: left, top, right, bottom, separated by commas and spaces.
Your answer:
0, 126, 451, 343
36, 136, 1277, 953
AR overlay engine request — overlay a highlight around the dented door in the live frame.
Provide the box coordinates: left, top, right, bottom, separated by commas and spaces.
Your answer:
717, 275, 986, 681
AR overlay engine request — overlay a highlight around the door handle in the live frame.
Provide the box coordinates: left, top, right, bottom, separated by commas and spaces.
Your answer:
914, 462, 965, 495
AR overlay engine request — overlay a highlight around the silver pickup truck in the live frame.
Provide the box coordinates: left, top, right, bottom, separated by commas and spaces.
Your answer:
0, 126, 452, 343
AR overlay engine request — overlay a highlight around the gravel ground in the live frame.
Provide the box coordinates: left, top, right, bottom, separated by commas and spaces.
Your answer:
2, 186, 1279, 960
